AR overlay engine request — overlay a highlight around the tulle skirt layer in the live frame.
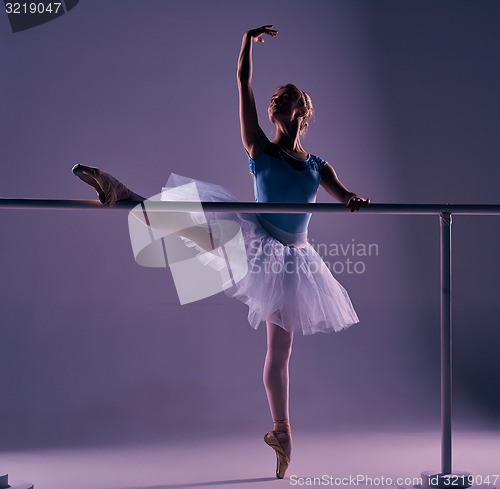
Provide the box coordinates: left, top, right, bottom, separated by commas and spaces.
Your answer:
130, 173, 360, 336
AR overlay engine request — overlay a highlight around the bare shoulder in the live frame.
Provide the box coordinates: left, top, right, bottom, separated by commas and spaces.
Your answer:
319, 161, 341, 190
318, 160, 336, 181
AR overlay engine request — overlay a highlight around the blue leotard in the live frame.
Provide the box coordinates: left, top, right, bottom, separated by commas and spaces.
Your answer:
248, 139, 327, 234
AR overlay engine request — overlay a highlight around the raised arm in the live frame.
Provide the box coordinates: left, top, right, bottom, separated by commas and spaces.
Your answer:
320, 163, 370, 212
237, 26, 277, 159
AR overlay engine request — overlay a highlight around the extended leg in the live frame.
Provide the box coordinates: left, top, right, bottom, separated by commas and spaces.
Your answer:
72, 164, 145, 205
73, 164, 219, 253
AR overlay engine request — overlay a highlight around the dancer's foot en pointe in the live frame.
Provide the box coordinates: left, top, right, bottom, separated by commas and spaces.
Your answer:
72, 164, 142, 206
264, 419, 292, 479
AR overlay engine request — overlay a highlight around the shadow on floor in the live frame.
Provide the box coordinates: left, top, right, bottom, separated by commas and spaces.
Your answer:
124, 477, 276, 489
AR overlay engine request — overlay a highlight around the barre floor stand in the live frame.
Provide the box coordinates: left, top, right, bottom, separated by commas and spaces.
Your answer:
0, 471, 33, 489
400, 211, 494, 489
1, 199, 500, 489
412, 212, 470, 489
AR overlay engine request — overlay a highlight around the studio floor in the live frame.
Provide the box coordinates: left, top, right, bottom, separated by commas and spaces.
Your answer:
1, 431, 498, 489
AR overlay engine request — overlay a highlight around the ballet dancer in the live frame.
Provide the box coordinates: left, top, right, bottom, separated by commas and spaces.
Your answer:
72, 25, 369, 480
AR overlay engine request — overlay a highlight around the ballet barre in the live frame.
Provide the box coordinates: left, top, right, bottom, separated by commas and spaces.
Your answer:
1, 198, 500, 214
1, 198, 499, 489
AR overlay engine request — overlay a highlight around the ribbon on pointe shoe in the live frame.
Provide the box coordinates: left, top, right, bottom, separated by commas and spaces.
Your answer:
264, 429, 291, 479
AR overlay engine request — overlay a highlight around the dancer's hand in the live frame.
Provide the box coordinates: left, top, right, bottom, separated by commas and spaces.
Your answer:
245, 25, 278, 43
346, 194, 370, 212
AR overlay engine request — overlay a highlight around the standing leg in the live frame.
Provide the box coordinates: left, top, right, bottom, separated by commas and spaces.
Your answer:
263, 320, 293, 467
264, 320, 293, 422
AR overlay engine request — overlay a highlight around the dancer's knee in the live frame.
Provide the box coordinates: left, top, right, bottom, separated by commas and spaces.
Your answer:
266, 340, 293, 364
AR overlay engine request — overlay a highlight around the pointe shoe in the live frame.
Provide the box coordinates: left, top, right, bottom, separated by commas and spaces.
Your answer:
72, 164, 130, 206
264, 430, 291, 479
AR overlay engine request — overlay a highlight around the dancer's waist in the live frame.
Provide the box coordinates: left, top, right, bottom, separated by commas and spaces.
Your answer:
256, 214, 308, 247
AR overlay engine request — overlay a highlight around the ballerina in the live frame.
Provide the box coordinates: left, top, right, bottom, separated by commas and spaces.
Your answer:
72, 24, 369, 480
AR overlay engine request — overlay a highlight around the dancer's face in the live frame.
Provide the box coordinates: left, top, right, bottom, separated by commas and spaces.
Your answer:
268, 87, 304, 127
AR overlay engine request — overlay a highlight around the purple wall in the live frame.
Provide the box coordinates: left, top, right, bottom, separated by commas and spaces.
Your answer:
1, 0, 499, 449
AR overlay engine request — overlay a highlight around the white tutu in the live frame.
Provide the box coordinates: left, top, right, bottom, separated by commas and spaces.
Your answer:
129, 173, 360, 336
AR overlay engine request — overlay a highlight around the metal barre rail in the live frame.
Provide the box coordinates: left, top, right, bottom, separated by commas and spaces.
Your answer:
1, 198, 500, 214
1, 197, 499, 487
